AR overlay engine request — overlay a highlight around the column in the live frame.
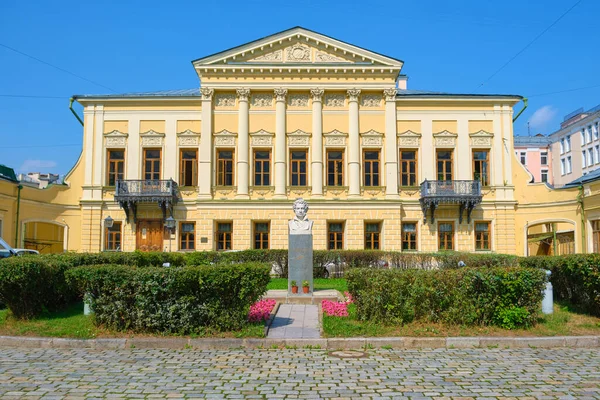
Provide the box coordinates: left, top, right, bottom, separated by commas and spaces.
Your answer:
311, 89, 324, 198
457, 117, 470, 180
236, 88, 250, 199
198, 88, 214, 199
274, 88, 288, 199
347, 88, 361, 198
384, 88, 399, 199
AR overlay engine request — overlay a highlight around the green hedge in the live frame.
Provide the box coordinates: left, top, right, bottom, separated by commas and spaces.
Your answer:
66, 263, 270, 333
519, 254, 600, 317
347, 267, 547, 329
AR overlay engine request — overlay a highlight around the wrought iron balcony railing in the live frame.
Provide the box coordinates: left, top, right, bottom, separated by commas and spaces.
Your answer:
114, 179, 179, 222
419, 180, 482, 224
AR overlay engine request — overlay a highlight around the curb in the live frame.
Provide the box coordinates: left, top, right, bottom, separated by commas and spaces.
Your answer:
0, 335, 598, 350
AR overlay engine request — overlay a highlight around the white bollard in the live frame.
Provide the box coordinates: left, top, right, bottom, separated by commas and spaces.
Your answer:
84, 300, 92, 316
542, 270, 554, 315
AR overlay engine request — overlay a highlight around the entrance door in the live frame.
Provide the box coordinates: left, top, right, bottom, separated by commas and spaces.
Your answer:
136, 220, 163, 252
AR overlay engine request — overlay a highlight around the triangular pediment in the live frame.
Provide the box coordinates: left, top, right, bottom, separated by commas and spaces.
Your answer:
324, 129, 348, 137
397, 130, 421, 138
360, 129, 383, 137
177, 129, 200, 136
104, 129, 128, 138
250, 129, 274, 136
140, 129, 165, 137
193, 27, 403, 68
469, 130, 494, 138
214, 129, 237, 136
287, 129, 311, 136
433, 130, 458, 138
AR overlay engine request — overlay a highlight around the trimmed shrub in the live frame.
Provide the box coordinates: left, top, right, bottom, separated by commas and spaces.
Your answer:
520, 254, 600, 316
0, 256, 77, 319
347, 267, 546, 328
66, 263, 270, 333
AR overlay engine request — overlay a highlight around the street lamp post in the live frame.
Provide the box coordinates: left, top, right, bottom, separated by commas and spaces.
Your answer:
165, 216, 176, 252
104, 215, 114, 229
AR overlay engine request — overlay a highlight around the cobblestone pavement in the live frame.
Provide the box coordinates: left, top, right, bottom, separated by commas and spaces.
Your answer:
0, 347, 599, 399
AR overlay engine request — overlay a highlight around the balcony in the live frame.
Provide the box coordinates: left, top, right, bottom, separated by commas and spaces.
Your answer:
419, 180, 482, 224
115, 179, 179, 222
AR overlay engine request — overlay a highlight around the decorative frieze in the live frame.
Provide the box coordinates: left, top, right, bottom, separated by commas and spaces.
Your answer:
285, 44, 311, 62
347, 89, 361, 102
140, 130, 165, 146
251, 50, 283, 62
200, 87, 214, 100
104, 130, 128, 148
361, 94, 381, 107
177, 129, 201, 146
288, 94, 309, 107
469, 130, 494, 147
250, 129, 274, 146
433, 130, 458, 147
214, 129, 237, 146
315, 51, 347, 63
325, 94, 345, 107
251, 93, 273, 107
397, 130, 422, 147
215, 93, 235, 107
360, 129, 383, 147
323, 129, 348, 146
287, 129, 311, 146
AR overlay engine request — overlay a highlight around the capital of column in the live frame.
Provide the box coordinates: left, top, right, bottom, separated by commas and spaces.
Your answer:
236, 88, 250, 101
274, 88, 288, 102
310, 88, 324, 102
384, 88, 397, 102
200, 88, 214, 101
347, 88, 361, 102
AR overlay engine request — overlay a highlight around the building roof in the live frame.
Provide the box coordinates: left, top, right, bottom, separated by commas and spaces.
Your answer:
564, 168, 600, 187
514, 135, 551, 147
0, 165, 18, 183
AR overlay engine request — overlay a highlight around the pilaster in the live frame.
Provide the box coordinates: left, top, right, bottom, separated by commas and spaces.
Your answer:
164, 118, 177, 181
274, 88, 288, 199
457, 117, 470, 180
347, 88, 361, 198
311, 89, 324, 198
199, 88, 214, 199
384, 88, 399, 199
421, 117, 434, 180
236, 88, 250, 199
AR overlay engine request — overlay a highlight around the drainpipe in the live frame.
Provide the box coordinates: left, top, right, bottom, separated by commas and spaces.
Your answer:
69, 97, 84, 126
513, 98, 529, 122
579, 185, 586, 253
14, 184, 22, 248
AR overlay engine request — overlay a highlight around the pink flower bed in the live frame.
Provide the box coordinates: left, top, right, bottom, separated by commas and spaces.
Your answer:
248, 299, 276, 322
322, 294, 354, 317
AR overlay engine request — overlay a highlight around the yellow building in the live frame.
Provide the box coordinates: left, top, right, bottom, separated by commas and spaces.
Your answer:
1, 27, 594, 256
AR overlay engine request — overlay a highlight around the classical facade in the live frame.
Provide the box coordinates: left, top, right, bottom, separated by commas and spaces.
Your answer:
3, 27, 597, 256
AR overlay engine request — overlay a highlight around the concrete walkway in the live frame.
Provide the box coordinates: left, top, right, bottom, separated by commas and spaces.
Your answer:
267, 304, 320, 339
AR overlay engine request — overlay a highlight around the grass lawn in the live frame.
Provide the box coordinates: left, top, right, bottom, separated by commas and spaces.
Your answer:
0, 302, 266, 339
323, 301, 600, 338
268, 277, 347, 292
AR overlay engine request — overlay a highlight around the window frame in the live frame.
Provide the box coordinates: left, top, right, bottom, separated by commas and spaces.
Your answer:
179, 222, 195, 251
179, 148, 198, 187
253, 221, 270, 250
215, 221, 233, 251
327, 221, 344, 250
592, 220, 600, 253
290, 149, 308, 187
364, 221, 381, 250
106, 149, 125, 186
474, 221, 491, 251
143, 148, 162, 180
216, 149, 235, 186
541, 169, 548, 183
540, 151, 548, 166
401, 222, 418, 251
363, 149, 381, 187
399, 149, 418, 187
253, 149, 271, 187
326, 149, 344, 187
436, 149, 453, 181
472, 149, 490, 187
438, 221, 455, 251
104, 221, 122, 251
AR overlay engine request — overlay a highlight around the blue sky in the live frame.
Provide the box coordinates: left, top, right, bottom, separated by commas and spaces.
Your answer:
1, 0, 599, 176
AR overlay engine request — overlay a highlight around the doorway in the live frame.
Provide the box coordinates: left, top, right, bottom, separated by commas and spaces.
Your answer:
136, 219, 163, 252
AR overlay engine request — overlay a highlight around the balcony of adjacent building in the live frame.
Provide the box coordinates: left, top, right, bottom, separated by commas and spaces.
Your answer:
419, 180, 482, 224
114, 179, 180, 222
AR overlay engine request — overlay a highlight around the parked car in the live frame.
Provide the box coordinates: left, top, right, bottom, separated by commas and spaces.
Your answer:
0, 237, 39, 258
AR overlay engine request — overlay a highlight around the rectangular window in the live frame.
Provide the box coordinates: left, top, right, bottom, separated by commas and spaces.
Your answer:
438, 222, 454, 251
436, 150, 453, 181
179, 149, 197, 187
473, 150, 490, 186
254, 150, 271, 186
363, 150, 380, 186
217, 149, 234, 186
216, 222, 232, 251
595, 123, 599, 140
593, 220, 600, 253
254, 221, 269, 250
290, 150, 307, 186
596, 146, 600, 164
400, 150, 418, 187
541, 152, 548, 165
520, 151, 527, 165
143, 149, 161, 180
587, 127, 592, 144
326, 150, 344, 186
401, 222, 417, 251
566, 135, 571, 152
328, 222, 344, 250
105, 221, 122, 251
581, 129, 586, 144
106, 149, 125, 186
589, 149, 594, 166
475, 221, 491, 251
541, 169, 548, 183
560, 159, 565, 175
567, 156, 572, 173
583, 152, 587, 169
179, 222, 195, 251
560, 139, 565, 154
364, 222, 381, 250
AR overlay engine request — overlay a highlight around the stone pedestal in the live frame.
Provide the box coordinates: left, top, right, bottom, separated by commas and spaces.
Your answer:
288, 233, 313, 295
